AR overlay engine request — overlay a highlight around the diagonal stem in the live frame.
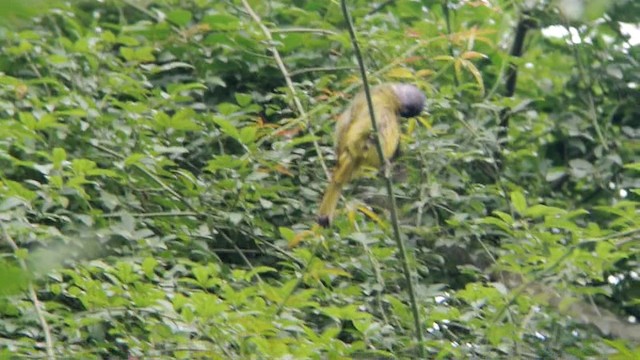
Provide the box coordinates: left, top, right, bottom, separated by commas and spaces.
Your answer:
340, 1, 425, 357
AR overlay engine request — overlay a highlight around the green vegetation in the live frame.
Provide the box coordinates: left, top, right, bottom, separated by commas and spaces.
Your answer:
1, 0, 638, 358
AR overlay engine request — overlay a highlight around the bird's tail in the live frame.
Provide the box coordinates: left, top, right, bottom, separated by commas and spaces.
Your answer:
317, 155, 356, 227
317, 181, 343, 227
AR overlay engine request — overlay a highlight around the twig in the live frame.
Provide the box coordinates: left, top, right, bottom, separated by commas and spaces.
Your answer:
498, 13, 535, 144
218, 229, 263, 283
340, 1, 425, 357
1, 224, 56, 359
90, 142, 196, 211
240, 0, 330, 180
352, 223, 391, 326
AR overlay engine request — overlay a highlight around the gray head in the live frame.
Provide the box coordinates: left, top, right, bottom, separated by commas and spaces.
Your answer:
391, 84, 426, 118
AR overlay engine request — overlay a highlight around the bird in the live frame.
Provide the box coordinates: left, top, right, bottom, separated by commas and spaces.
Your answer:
316, 83, 425, 227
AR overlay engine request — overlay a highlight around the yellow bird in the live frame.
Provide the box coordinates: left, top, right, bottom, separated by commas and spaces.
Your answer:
317, 83, 425, 227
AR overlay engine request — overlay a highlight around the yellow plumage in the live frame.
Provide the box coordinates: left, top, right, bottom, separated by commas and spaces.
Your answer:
317, 84, 424, 227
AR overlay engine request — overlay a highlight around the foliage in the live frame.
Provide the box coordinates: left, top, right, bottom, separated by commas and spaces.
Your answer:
0, 0, 638, 358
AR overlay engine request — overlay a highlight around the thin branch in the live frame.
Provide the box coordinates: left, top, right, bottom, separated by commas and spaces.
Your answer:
441, 1, 459, 87
218, 230, 263, 283
498, 13, 535, 144
340, 1, 425, 357
241, 0, 330, 180
352, 223, 391, 326
91, 142, 197, 212
505, 16, 533, 98
2, 224, 55, 359
271, 27, 338, 36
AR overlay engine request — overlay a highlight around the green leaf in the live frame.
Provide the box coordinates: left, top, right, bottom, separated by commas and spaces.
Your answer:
0, 262, 30, 296
205, 155, 247, 172
235, 93, 253, 107
217, 102, 241, 115
203, 13, 240, 30
624, 162, 640, 171
493, 211, 514, 224
124, 153, 146, 167
141, 257, 158, 278
52, 147, 66, 169
71, 159, 97, 174
245, 266, 277, 281
569, 159, 594, 179
510, 191, 527, 214
523, 204, 566, 218
167, 82, 207, 95
240, 126, 257, 144
170, 108, 202, 131
478, 216, 513, 234
279, 227, 295, 241
167, 9, 192, 26
283, 134, 320, 148
120, 46, 155, 62
213, 117, 240, 140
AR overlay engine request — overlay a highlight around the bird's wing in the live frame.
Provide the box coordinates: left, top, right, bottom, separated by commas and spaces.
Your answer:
375, 106, 401, 159
340, 102, 373, 160
334, 106, 352, 158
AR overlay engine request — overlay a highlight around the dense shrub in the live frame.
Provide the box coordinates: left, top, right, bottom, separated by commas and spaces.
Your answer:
1, 0, 638, 358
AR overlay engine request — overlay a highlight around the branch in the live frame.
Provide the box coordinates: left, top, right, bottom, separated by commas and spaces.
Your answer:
340, 1, 425, 357
498, 13, 536, 143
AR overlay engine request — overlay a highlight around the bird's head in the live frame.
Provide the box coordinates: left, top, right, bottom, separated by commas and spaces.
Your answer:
391, 84, 426, 118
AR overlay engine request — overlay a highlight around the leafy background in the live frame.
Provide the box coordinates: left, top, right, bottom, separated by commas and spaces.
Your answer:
1, 0, 639, 358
